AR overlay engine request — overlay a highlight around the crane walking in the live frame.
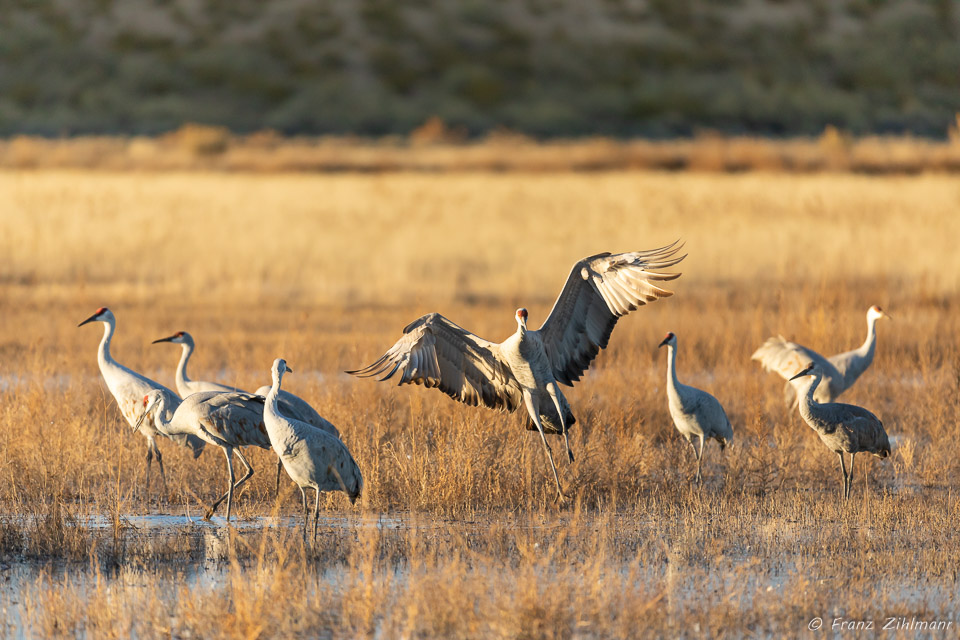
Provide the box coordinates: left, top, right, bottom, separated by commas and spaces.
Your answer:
264, 359, 363, 541
658, 332, 733, 485
752, 305, 891, 405
153, 330, 341, 438
136, 389, 276, 521
348, 244, 684, 502
788, 362, 891, 500
79, 307, 204, 493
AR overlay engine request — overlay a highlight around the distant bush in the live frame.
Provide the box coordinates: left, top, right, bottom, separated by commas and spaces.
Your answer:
0, 0, 957, 137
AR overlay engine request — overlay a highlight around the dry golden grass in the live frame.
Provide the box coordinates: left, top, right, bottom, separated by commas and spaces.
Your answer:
1, 169, 959, 637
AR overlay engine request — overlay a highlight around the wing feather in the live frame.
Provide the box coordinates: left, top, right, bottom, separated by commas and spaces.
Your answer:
538, 242, 685, 386
751, 336, 841, 381
347, 313, 523, 413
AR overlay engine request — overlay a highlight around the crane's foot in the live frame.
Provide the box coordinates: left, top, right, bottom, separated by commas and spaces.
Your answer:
203, 507, 215, 521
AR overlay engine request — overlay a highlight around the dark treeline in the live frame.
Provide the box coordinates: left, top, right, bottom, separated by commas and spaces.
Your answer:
2, 0, 958, 138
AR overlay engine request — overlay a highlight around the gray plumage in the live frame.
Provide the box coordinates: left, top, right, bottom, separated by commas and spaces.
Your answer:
253, 385, 341, 439
137, 389, 273, 521
752, 305, 891, 405
153, 330, 340, 439
789, 362, 891, 500
347, 243, 685, 502
658, 332, 733, 485
264, 359, 363, 542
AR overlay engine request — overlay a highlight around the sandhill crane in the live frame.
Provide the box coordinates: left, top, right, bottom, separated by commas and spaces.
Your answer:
153, 331, 340, 438
264, 359, 363, 541
78, 307, 204, 493
347, 244, 684, 502
788, 362, 891, 500
752, 305, 891, 405
658, 332, 733, 485
136, 389, 273, 521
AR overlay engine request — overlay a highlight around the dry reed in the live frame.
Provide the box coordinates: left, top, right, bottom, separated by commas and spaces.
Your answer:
1, 169, 958, 637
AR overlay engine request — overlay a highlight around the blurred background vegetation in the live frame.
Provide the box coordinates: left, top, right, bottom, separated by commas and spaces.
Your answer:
2, 0, 958, 138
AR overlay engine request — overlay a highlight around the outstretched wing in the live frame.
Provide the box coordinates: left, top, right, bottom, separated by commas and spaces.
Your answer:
347, 313, 523, 413
538, 242, 685, 386
751, 336, 840, 381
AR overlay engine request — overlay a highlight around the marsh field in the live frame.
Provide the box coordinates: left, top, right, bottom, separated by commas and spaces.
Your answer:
1, 168, 959, 638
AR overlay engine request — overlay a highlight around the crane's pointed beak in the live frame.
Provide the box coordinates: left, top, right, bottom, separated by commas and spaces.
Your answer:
658, 337, 669, 348
883, 311, 893, 321
285, 366, 293, 374
77, 313, 100, 327
133, 407, 148, 433
789, 366, 813, 382
152, 334, 177, 344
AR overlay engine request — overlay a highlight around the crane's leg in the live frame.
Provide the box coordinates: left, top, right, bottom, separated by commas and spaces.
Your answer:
313, 487, 321, 543
232, 448, 255, 497
837, 453, 848, 502
545, 382, 574, 463
299, 486, 308, 542
847, 453, 856, 499
144, 445, 153, 496
144, 436, 167, 497
154, 446, 167, 494
275, 458, 283, 498
696, 436, 705, 487
207, 449, 256, 518
522, 391, 566, 503
687, 438, 698, 486
222, 447, 237, 523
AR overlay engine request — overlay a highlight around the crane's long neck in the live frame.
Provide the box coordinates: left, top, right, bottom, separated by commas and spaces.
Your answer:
856, 316, 879, 361
265, 371, 284, 424
97, 319, 117, 371
665, 345, 682, 403
144, 396, 179, 438
176, 342, 194, 391
797, 372, 824, 424
844, 316, 878, 386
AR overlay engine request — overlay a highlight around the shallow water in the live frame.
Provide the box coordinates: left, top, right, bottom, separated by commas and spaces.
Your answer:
2, 510, 957, 637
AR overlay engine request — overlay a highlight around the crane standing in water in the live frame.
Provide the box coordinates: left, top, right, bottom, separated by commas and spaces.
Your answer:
136, 389, 274, 522
264, 359, 363, 541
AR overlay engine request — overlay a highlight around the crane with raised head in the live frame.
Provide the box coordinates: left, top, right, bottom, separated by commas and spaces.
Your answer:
658, 332, 733, 485
347, 243, 685, 502
789, 362, 891, 500
78, 307, 205, 494
752, 305, 891, 405
264, 358, 363, 541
